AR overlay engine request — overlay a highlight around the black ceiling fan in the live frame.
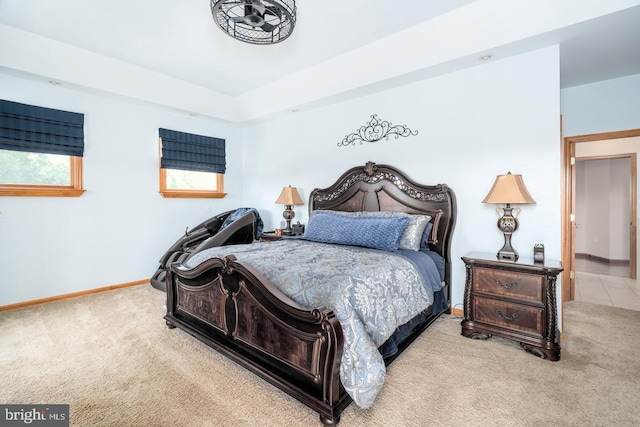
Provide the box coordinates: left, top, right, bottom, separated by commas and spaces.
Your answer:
234, 0, 278, 33
211, 0, 296, 45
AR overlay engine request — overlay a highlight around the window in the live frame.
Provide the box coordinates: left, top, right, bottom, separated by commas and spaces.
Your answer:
158, 128, 226, 198
0, 100, 84, 197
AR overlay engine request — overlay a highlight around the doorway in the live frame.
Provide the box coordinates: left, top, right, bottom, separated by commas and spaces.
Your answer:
575, 156, 632, 276
562, 129, 640, 303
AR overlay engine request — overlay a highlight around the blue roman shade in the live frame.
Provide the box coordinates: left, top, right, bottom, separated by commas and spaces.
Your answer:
159, 128, 226, 174
0, 99, 84, 157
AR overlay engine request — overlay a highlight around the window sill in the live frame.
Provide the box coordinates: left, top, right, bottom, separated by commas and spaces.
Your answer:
0, 186, 85, 197
159, 190, 227, 199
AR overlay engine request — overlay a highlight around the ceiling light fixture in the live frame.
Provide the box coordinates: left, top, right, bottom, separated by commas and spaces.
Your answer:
211, 0, 296, 45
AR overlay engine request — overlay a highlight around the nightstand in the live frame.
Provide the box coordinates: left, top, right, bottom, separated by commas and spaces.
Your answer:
461, 252, 563, 361
259, 231, 283, 242
260, 230, 304, 241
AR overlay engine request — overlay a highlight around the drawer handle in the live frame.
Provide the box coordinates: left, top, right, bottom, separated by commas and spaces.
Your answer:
496, 279, 519, 290
495, 309, 519, 322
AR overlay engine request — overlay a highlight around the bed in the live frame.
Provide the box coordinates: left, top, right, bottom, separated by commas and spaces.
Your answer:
164, 161, 456, 425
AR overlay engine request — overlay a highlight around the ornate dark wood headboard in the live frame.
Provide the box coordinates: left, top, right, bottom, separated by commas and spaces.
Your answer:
309, 161, 457, 290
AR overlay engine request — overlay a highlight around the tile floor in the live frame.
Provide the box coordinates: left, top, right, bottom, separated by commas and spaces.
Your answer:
574, 258, 640, 311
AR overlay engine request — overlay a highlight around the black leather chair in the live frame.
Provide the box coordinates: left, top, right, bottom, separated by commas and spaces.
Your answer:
150, 208, 262, 291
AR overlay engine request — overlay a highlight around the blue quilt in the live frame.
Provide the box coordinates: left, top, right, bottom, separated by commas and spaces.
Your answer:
185, 239, 440, 408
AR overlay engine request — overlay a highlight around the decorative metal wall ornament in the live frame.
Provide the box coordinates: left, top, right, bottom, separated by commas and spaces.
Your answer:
338, 114, 418, 147
211, 0, 296, 45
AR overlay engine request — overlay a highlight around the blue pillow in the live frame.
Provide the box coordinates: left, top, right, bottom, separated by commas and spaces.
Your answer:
420, 222, 433, 249
303, 211, 410, 252
317, 210, 430, 251
420, 245, 445, 281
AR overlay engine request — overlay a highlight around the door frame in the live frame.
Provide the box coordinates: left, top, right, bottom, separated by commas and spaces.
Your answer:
562, 128, 640, 302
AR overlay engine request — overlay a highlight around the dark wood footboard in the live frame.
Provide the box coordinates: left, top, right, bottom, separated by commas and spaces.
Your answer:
164, 254, 350, 425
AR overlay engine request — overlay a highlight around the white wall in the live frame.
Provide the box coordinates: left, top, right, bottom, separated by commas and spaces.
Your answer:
611, 158, 631, 260
0, 73, 244, 306
243, 46, 562, 311
1, 46, 564, 313
575, 162, 587, 254
561, 73, 640, 137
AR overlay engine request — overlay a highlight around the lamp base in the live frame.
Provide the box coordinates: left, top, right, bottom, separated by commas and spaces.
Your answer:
496, 231, 518, 261
496, 206, 520, 261
497, 249, 518, 261
282, 204, 295, 235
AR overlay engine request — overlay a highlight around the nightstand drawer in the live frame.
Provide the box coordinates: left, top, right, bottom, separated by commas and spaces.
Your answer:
473, 296, 543, 337
473, 267, 543, 303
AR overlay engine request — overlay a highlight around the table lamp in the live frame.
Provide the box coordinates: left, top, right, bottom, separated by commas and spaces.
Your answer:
275, 185, 304, 235
482, 172, 536, 261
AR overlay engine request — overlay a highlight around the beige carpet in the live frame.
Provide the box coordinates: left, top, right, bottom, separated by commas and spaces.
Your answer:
1, 284, 639, 427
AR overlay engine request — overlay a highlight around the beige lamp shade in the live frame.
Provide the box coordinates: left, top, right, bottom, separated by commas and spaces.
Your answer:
482, 173, 536, 205
275, 186, 304, 206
